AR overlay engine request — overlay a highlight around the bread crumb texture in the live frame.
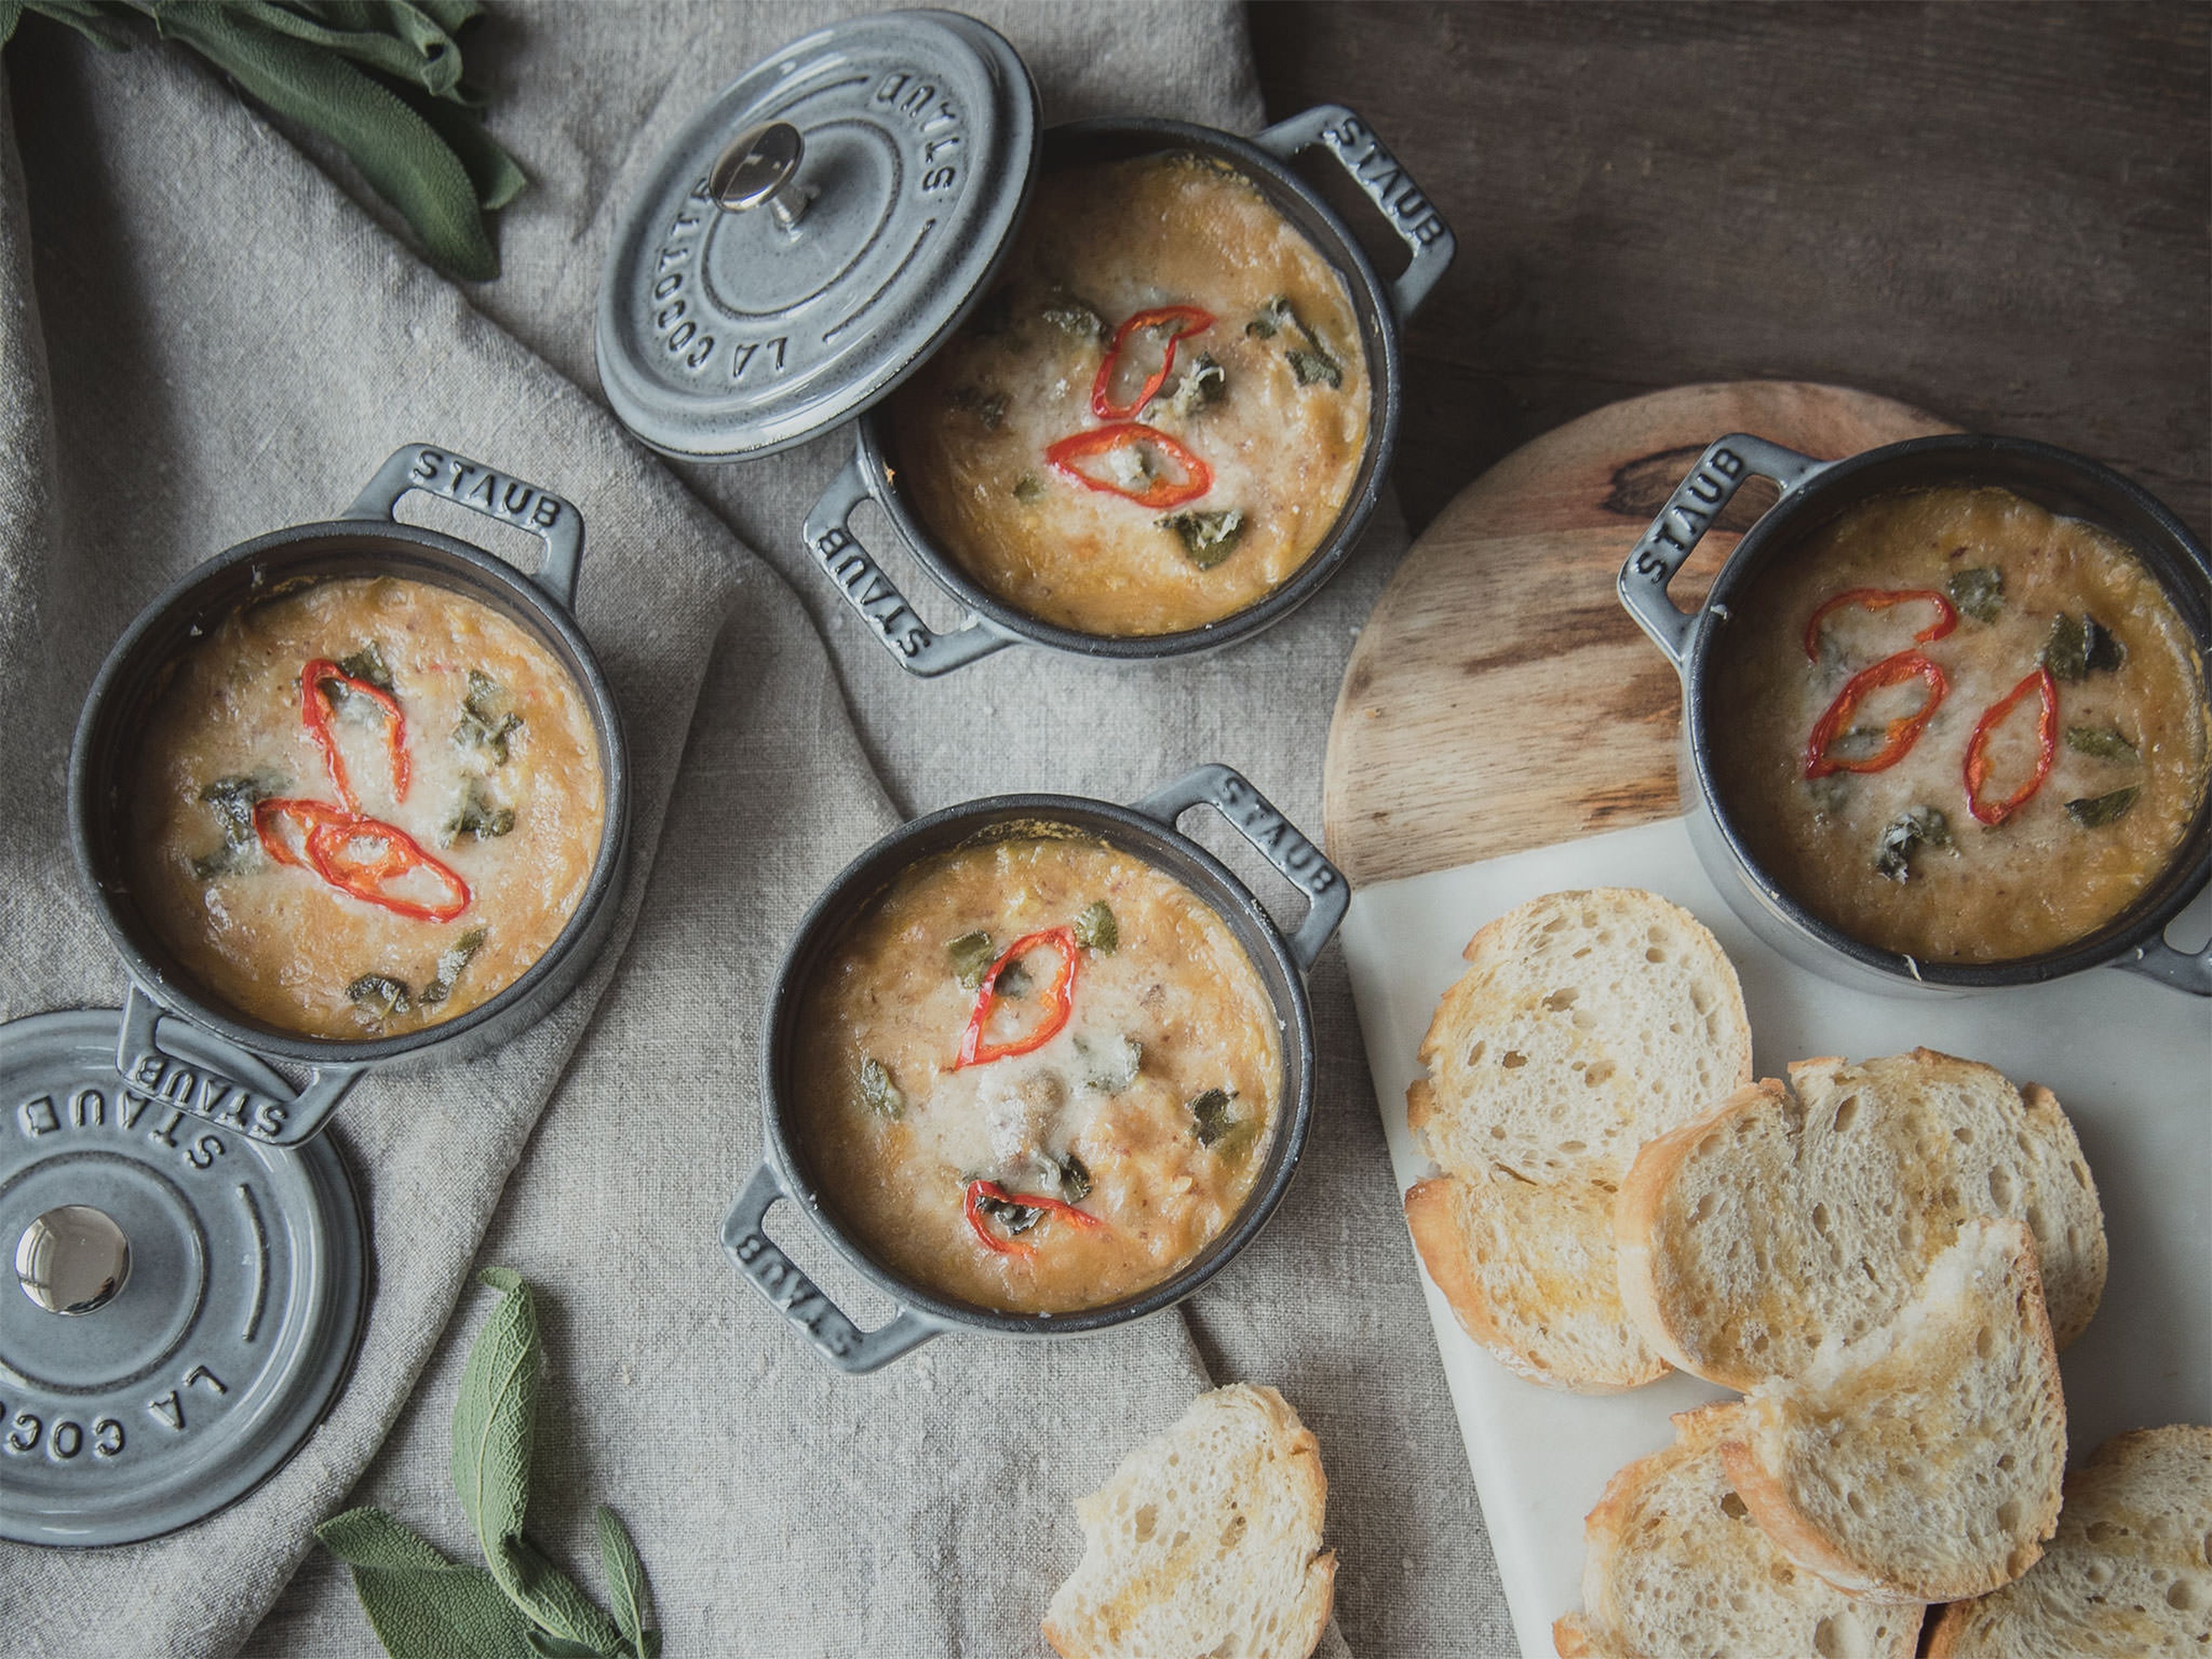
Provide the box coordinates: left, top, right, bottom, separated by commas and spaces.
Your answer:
1555, 1403, 1922, 1659
1043, 1383, 1335, 1659
1925, 1423, 2212, 1658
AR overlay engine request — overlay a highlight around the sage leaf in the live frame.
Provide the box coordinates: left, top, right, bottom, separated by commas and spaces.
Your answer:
1873, 805, 1950, 882
858, 1058, 903, 1120
452, 1266, 536, 1568
1946, 565, 2003, 623
524, 1637, 607, 1658
497, 1533, 624, 1656
1158, 508, 1246, 570
1073, 900, 1119, 953
2066, 786, 2140, 828
1286, 347, 1342, 388
596, 1506, 656, 1659
947, 930, 997, 989
229, 0, 471, 98
1188, 1088, 1235, 1147
316, 1508, 539, 1659
2065, 724, 2139, 763
142, 1, 504, 279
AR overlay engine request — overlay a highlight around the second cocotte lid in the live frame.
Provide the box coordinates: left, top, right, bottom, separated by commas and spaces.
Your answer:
596, 9, 1041, 462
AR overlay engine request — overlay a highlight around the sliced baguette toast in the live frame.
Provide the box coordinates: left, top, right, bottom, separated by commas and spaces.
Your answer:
1043, 1383, 1335, 1659
1403, 890, 1750, 1392
1617, 1050, 2106, 1391
1404, 1171, 1667, 1393
1720, 1217, 2066, 1605
1407, 890, 1753, 1185
1925, 1423, 2212, 1658
1552, 1402, 1923, 1659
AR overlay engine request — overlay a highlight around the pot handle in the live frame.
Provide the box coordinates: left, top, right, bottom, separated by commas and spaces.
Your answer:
802, 452, 1020, 677
1253, 104, 1456, 323
344, 443, 586, 614
1134, 764, 1349, 974
115, 983, 364, 1147
721, 1161, 948, 1373
2109, 911, 2212, 995
1618, 434, 1832, 671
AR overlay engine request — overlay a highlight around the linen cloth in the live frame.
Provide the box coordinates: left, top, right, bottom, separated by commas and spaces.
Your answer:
2, 3, 1512, 1654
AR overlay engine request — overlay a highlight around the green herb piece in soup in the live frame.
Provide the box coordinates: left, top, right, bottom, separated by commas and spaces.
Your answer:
1168, 353, 1225, 416
445, 777, 516, 844
859, 1058, 904, 1120
948, 931, 997, 990
1013, 472, 1045, 503
192, 772, 281, 878
1873, 806, 1951, 883
1158, 508, 1247, 570
948, 385, 1007, 430
1057, 1152, 1092, 1204
1077, 1033, 1142, 1094
1246, 297, 1292, 339
336, 642, 395, 690
1946, 567, 2005, 624
2041, 613, 2126, 682
419, 927, 488, 1007
2065, 725, 2140, 763
1073, 900, 1119, 953
1041, 292, 1108, 343
1188, 1087, 1237, 1147
2066, 786, 2140, 828
346, 972, 412, 1021
1286, 347, 1342, 389
971, 1185, 1043, 1234
455, 669, 524, 764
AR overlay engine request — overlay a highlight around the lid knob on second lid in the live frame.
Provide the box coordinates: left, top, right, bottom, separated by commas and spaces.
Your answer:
14, 1203, 131, 1316
710, 120, 816, 230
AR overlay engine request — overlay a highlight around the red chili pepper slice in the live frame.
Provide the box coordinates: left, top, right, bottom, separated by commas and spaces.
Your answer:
302, 815, 471, 923
302, 657, 410, 810
1802, 588, 1959, 661
962, 1178, 1105, 1258
252, 796, 358, 870
1044, 425, 1213, 511
956, 927, 1078, 1069
1090, 304, 1215, 421
1963, 666, 2058, 827
1803, 650, 1949, 779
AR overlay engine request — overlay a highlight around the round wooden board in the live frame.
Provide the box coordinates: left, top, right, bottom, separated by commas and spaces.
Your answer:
1323, 382, 1955, 887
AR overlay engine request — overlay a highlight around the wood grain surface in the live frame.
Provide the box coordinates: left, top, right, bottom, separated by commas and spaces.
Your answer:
1251, 2, 2210, 542
1320, 381, 1950, 886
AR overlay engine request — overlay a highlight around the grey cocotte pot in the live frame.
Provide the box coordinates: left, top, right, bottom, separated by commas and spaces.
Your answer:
1618, 431, 2212, 998
722, 764, 1349, 1373
596, 9, 1455, 673
69, 443, 635, 1146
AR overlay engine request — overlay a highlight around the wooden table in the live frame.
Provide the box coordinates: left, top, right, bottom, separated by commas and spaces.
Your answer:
1252, 1, 2210, 541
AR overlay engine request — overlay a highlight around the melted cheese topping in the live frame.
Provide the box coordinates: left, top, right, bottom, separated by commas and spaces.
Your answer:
129, 576, 606, 1037
794, 837, 1283, 1315
886, 153, 1372, 637
1713, 486, 2209, 962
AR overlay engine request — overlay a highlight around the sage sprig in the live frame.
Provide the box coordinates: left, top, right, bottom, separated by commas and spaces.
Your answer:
0, 0, 523, 280
317, 1268, 661, 1659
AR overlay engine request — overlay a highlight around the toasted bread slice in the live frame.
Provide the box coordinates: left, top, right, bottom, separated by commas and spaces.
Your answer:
1404, 1171, 1668, 1393
1553, 1402, 1923, 1659
1720, 1218, 2066, 1604
1924, 1423, 2212, 1658
1407, 890, 1752, 1185
1617, 1051, 2106, 1391
1043, 1383, 1335, 1659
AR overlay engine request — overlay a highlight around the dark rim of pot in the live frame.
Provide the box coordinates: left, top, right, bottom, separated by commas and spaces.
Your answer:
760, 791, 1317, 1336
69, 520, 634, 1066
855, 114, 1403, 661
1686, 432, 2212, 989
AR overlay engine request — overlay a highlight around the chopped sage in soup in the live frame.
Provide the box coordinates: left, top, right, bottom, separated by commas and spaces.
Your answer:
419, 927, 487, 1007
2066, 786, 2140, 828
948, 930, 997, 990
2065, 725, 2140, 763
1873, 805, 1951, 882
1946, 566, 2004, 624
1159, 508, 1247, 570
859, 1058, 904, 1120
1073, 900, 1119, 953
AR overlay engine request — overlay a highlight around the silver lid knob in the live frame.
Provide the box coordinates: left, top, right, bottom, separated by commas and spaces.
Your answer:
16, 1204, 131, 1316
710, 120, 815, 230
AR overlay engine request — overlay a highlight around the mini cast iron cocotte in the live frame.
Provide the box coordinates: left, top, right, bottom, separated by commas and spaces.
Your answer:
70, 442, 636, 1147
722, 764, 1349, 1373
1619, 431, 2212, 998
596, 9, 1456, 673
